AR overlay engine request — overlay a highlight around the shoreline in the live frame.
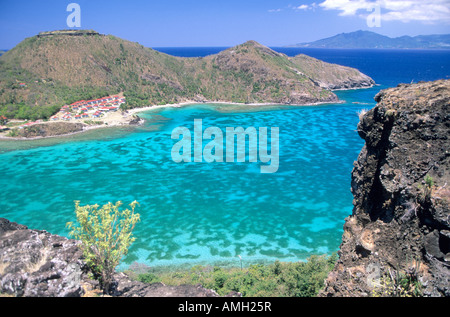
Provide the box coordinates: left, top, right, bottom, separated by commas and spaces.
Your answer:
0, 90, 371, 141
330, 84, 379, 91
127, 98, 347, 114
0, 123, 130, 141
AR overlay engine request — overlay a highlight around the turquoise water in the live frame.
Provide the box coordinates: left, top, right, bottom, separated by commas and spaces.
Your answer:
0, 87, 378, 269
1, 47, 448, 269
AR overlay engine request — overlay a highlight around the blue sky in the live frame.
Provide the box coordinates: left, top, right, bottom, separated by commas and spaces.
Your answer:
1, 0, 449, 49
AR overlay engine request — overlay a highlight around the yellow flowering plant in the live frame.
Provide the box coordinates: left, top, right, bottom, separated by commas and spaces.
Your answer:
67, 200, 140, 293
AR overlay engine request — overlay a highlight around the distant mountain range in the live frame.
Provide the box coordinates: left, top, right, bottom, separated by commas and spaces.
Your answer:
289, 30, 450, 49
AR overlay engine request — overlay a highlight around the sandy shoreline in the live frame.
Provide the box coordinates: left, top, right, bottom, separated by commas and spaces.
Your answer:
127, 98, 347, 115
0, 96, 355, 141
0, 123, 126, 141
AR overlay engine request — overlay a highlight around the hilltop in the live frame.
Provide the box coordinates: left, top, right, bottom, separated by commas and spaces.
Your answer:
290, 30, 450, 49
0, 31, 374, 120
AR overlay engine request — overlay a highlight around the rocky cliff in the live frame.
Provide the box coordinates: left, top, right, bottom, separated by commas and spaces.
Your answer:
321, 79, 450, 297
0, 218, 224, 297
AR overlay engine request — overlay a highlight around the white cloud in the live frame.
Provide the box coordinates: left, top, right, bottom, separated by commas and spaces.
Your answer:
319, 0, 450, 23
319, 0, 373, 16
297, 4, 310, 10
268, 8, 282, 13
293, 3, 318, 11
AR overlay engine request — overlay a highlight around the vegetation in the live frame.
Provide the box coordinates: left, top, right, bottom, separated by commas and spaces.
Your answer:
372, 264, 423, 297
418, 174, 434, 203
424, 174, 434, 189
128, 253, 337, 297
0, 32, 370, 120
66, 201, 141, 294
0, 103, 61, 121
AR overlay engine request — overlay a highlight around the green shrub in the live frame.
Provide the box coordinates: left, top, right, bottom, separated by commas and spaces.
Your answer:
372, 270, 423, 297
67, 200, 140, 293
419, 174, 434, 202
132, 253, 337, 297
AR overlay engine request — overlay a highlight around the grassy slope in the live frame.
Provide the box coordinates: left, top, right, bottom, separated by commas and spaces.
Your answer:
127, 254, 338, 297
0, 32, 372, 120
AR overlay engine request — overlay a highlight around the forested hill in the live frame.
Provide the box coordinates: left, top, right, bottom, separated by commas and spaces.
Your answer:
0, 31, 374, 120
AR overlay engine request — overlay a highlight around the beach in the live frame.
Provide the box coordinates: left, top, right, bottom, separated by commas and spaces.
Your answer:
0, 98, 345, 141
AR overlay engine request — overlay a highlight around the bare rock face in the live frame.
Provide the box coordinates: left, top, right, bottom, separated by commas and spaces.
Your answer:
127, 114, 144, 126
0, 218, 86, 297
112, 273, 221, 297
320, 80, 450, 297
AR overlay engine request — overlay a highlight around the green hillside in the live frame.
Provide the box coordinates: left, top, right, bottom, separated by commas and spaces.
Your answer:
0, 31, 374, 120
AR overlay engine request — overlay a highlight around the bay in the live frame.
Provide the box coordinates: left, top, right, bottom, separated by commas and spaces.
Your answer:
0, 48, 448, 269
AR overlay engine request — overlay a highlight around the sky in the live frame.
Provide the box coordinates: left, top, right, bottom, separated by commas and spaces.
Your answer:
0, 0, 450, 49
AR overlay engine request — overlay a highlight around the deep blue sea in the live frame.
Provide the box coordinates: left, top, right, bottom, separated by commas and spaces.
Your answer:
155, 47, 450, 86
0, 48, 448, 270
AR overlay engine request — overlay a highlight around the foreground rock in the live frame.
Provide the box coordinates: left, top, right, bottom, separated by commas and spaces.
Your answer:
0, 218, 85, 297
0, 218, 223, 297
321, 80, 450, 297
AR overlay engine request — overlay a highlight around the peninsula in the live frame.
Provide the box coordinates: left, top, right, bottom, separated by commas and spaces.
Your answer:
0, 30, 375, 138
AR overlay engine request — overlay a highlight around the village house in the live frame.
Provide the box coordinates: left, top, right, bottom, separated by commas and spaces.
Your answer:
92, 111, 103, 118
49, 95, 126, 121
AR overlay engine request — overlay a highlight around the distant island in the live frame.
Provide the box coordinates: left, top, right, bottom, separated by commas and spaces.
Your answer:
288, 30, 450, 49
0, 30, 374, 124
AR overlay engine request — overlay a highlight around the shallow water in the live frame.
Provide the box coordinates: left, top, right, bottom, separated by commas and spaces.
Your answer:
2, 46, 449, 270
0, 87, 378, 269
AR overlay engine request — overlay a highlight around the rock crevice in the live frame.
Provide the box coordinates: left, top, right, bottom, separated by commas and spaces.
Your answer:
321, 79, 450, 297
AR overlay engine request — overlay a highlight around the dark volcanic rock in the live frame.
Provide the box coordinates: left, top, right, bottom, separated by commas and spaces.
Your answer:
320, 80, 450, 297
0, 218, 86, 297
0, 218, 224, 297
127, 115, 144, 126
112, 273, 221, 297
